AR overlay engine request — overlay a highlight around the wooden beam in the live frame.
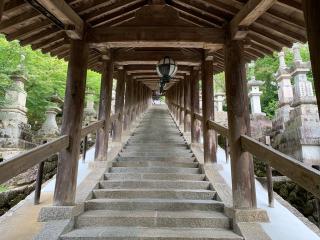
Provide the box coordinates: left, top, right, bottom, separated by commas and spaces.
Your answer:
113, 51, 201, 66
230, 0, 276, 39
36, 0, 84, 39
87, 26, 225, 49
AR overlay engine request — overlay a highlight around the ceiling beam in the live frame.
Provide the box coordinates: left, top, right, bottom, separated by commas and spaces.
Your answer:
36, 0, 84, 39
230, 0, 276, 39
113, 51, 201, 66
87, 26, 225, 49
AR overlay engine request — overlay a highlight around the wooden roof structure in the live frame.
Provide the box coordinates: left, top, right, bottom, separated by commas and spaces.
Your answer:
0, 0, 306, 90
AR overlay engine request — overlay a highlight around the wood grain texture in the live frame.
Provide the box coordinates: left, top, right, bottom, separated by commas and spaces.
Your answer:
53, 39, 88, 206
224, 38, 257, 209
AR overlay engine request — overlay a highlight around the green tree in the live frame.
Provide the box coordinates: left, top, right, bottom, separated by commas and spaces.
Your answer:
0, 35, 101, 128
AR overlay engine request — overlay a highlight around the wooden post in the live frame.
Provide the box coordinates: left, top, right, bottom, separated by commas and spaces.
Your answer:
191, 68, 200, 143
0, 0, 5, 22
175, 85, 179, 121
184, 73, 191, 132
180, 81, 184, 127
225, 38, 257, 209
53, 39, 88, 206
94, 58, 114, 161
123, 73, 131, 131
302, 1, 320, 119
113, 67, 126, 142
201, 57, 217, 163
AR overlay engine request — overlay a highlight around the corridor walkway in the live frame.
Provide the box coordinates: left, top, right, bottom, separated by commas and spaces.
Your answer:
61, 106, 242, 239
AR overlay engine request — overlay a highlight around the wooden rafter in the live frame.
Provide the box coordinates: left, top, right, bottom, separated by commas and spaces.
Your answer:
36, 0, 84, 39
230, 0, 277, 39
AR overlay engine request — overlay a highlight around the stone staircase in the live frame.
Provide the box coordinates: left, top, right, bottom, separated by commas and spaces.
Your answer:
61, 107, 243, 240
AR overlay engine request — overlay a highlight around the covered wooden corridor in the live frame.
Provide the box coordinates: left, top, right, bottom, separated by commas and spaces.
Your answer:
1, 0, 320, 239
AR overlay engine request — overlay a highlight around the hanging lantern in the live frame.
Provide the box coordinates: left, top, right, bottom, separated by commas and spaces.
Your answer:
156, 56, 178, 94
156, 56, 178, 82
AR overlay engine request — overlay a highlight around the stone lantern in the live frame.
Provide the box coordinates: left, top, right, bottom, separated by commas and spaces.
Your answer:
272, 50, 294, 134
0, 54, 28, 143
38, 94, 62, 140
214, 92, 225, 112
248, 76, 264, 115
84, 90, 97, 124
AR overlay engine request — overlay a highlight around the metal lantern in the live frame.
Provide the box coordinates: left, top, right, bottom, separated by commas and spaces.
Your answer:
156, 56, 178, 81
156, 56, 178, 94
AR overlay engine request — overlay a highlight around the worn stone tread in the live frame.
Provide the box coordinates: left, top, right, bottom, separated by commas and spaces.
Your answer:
61, 226, 243, 240
98, 179, 210, 189
92, 188, 216, 200
85, 198, 224, 211
104, 173, 206, 181
76, 210, 230, 228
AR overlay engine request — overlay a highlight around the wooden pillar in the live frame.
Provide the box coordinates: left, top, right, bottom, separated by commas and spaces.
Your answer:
0, 0, 5, 22
53, 40, 88, 206
302, 1, 320, 118
184, 73, 192, 132
201, 57, 217, 163
95, 57, 114, 161
113, 67, 126, 142
131, 80, 137, 121
225, 38, 257, 209
179, 82, 184, 126
123, 73, 131, 131
191, 67, 200, 143
174, 85, 179, 121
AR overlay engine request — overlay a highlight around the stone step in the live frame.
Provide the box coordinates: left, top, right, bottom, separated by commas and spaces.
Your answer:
110, 166, 200, 174
118, 152, 193, 157
61, 226, 242, 240
124, 143, 188, 147
112, 160, 198, 168
104, 173, 206, 181
93, 189, 216, 200
116, 156, 195, 162
98, 180, 211, 190
76, 210, 230, 228
123, 147, 189, 151
85, 199, 224, 211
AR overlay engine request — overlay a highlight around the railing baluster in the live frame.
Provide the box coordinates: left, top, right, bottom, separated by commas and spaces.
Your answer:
265, 136, 274, 207
82, 135, 88, 162
225, 137, 229, 163
34, 161, 44, 205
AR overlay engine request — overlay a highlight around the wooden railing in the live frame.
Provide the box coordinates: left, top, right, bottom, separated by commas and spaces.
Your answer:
0, 117, 108, 204
170, 103, 320, 201
0, 135, 69, 184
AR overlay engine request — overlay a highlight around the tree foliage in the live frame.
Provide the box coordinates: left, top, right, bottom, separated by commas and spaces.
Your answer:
213, 44, 311, 119
0, 35, 101, 128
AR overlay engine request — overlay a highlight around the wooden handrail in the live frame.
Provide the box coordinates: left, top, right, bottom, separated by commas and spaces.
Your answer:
194, 112, 203, 121
0, 135, 69, 184
241, 135, 320, 199
81, 120, 104, 138
207, 120, 228, 137
169, 102, 320, 200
